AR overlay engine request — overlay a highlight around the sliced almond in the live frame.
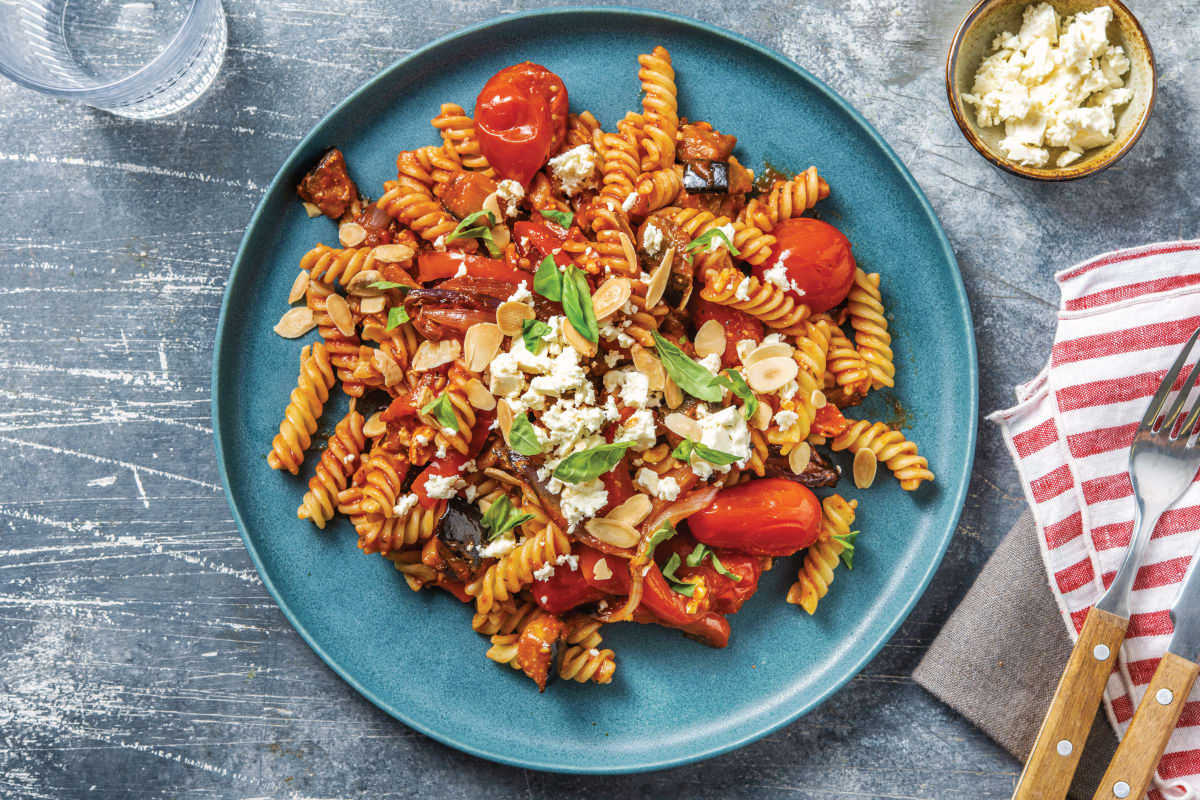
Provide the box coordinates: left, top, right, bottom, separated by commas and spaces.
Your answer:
664, 412, 702, 441
591, 557, 614, 581
288, 270, 310, 304
372, 348, 403, 387
811, 389, 827, 410
465, 378, 496, 411
361, 322, 387, 343
618, 231, 639, 275
484, 466, 522, 486
563, 319, 598, 357
664, 374, 683, 409
746, 356, 799, 394
584, 517, 640, 549
645, 258, 671, 309
592, 277, 632, 321
303, 202, 323, 218
346, 269, 384, 296
808, 434, 827, 446
743, 342, 794, 368
482, 192, 503, 222
491, 223, 511, 251
358, 295, 386, 315
496, 301, 535, 336
464, 322, 504, 373
372, 243, 415, 263
853, 447, 878, 489
274, 307, 316, 338
363, 411, 386, 437
496, 399, 514, 446
751, 398, 773, 431
631, 344, 665, 391
605, 494, 653, 528
788, 442, 812, 476
339, 222, 367, 248
326, 293, 356, 337
693, 319, 726, 358
411, 339, 461, 372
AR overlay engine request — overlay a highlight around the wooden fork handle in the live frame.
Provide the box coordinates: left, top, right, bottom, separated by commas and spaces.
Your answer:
1091, 652, 1199, 800
1013, 606, 1129, 800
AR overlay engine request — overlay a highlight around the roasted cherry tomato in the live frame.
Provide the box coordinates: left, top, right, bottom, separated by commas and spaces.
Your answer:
659, 535, 764, 616
532, 554, 605, 614
417, 251, 530, 285
690, 297, 764, 367
474, 62, 568, 185
598, 461, 637, 516
755, 218, 855, 313
513, 220, 566, 258
812, 403, 849, 437
687, 478, 821, 556
578, 545, 630, 595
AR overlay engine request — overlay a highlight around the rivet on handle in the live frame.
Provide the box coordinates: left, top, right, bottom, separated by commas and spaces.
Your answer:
1056, 739, 1073, 756
1112, 781, 1130, 798
1094, 644, 1111, 661
1157, 688, 1174, 705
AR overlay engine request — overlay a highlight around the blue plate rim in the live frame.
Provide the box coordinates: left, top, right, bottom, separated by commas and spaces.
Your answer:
211, 5, 979, 775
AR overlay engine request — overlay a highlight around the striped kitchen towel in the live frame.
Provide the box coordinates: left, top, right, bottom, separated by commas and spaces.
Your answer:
990, 240, 1200, 800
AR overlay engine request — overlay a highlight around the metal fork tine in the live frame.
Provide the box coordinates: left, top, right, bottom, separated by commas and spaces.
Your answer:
1142, 327, 1200, 431
1164, 360, 1200, 436
1182, 391, 1200, 445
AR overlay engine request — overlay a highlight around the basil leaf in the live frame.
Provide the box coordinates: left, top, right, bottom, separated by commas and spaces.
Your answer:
685, 543, 709, 568
661, 552, 697, 596
368, 280, 413, 291
552, 441, 633, 484
651, 331, 725, 402
708, 550, 741, 581
521, 318, 552, 354
644, 520, 677, 562
684, 226, 741, 256
560, 264, 599, 343
446, 210, 501, 256
539, 209, 574, 228
533, 254, 562, 302
420, 391, 459, 433
508, 413, 543, 456
834, 530, 859, 569
722, 368, 758, 421
386, 306, 409, 330
481, 494, 534, 540
672, 438, 740, 466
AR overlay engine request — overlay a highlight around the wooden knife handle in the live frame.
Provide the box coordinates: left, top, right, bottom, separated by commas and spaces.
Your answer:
1012, 606, 1129, 800
1091, 651, 1199, 800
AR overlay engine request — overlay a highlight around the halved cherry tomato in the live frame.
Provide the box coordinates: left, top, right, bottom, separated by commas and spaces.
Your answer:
417, 251, 530, 285
659, 535, 764, 615
755, 218, 855, 313
598, 461, 637, 516
411, 412, 494, 508
475, 62, 568, 185
687, 478, 821, 556
531, 555, 604, 614
812, 403, 849, 437
578, 545, 630, 595
690, 297, 764, 368
513, 220, 566, 258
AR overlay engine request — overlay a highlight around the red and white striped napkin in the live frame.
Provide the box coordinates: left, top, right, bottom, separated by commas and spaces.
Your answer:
991, 240, 1200, 800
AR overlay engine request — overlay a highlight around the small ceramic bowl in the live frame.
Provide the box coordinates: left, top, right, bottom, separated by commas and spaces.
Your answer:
946, 0, 1155, 181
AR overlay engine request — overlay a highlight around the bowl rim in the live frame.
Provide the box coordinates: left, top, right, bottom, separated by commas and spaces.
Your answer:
944, 0, 1156, 182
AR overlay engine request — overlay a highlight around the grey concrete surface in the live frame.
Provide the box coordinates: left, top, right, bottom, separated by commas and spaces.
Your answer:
0, 1, 1196, 798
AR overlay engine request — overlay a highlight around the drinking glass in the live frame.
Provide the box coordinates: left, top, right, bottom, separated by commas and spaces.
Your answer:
0, 0, 226, 118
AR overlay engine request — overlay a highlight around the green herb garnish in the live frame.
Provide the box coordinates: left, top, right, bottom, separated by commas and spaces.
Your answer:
651, 331, 725, 403
834, 530, 859, 569
539, 209, 574, 228
368, 280, 413, 291
685, 543, 742, 581
672, 438, 741, 466
552, 441, 634, 484
661, 552, 697, 596
685, 227, 740, 256
521, 318, 552, 354
560, 263, 599, 343
644, 520, 677, 562
446, 209, 500, 256
533, 254, 562, 302
420, 391, 459, 433
721, 368, 758, 421
386, 306, 409, 330
481, 495, 534, 540
508, 413, 543, 456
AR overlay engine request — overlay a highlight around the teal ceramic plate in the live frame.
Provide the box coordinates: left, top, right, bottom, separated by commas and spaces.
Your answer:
213, 7, 977, 774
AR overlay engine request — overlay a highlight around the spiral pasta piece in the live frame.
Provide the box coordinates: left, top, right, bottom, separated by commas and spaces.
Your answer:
825, 326, 871, 397
559, 645, 617, 684
786, 495, 857, 613
378, 149, 461, 244
472, 599, 538, 636
564, 111, 600, 151
340, 490, 446, 555
467, 524, 572, 614
768, 319, 831, 452
297, 408, 365, 528
637, 46, 678, 171
671, 208, 776, 267
267, 343, 336, 474
847, 268, 894, 390
306, 279, 367, 397
423, 364, 477, 456
593, 126, 640, 228
358, 448, 410, 518
700, 267, 810, 336
431, 103, 493, 174
747, 425, 768, 477
831, 419, 934, 490
740, 167, 830, 232
634, 166, 683, 214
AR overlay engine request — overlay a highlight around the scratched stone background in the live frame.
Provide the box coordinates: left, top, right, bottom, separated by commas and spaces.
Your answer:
0, 0, 1196, 798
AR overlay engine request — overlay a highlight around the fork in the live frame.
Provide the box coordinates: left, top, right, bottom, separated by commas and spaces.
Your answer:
1013, 326, 1200, 800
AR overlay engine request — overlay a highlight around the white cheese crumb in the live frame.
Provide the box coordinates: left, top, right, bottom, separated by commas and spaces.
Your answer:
506, 281, 532, 304
773, 409, 800, 431
392, 493, 419, 517
642, 224, 665, 257
559, 477, 608, 530
424, 473, 466, 499
615, 408, 658, 451
496, 179, 525, 216
453, 262, 468, 278
547, 145, 598, 197
479, 534, 518, 558
533, 562, 556, 581
706, 223, 737, 253
734, 276, 752, 301
634, 468, 681, 501
555, 552, 580, 571
622, 191, 639, 212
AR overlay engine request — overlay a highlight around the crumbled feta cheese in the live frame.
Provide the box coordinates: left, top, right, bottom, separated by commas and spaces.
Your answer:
698, 352, 722, 376
603, 368, 660, 410
506, 281, 532, 304
961, 3, 1133, 168
479, 534, 518, 558
622, 191, 639, 212
736, 338, 758, 363
763, 262, 804, 296
433, 235, 446, 251
424, 473, 466, 499
773, 409, 800, 431
692, 405, 752, 476
554, 552, 580, 571
453, 262, 468, 278
435, 441, 448, 459
615, 408, 658, 451
734, 276, 752, 301
496, 179, 524, 216
547, 145, 598, 197
559, 477, 608, 530
392, 493, 419, 517
706, 223, 737, 253
635, 468, 680, 501
414, 432, 432, 446
779, 380, 799, 400
541, 398, 608, 457
488, 350, 523, 397
642, 224, 665, 257
533, 562, 556, 581
604, 349, 622, 368
529, 346, 587, 396
464, 484, 479, 502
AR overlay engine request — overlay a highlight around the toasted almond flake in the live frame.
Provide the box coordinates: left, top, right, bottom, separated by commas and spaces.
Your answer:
372, 243, 415, 263
853, 448, 877, 489
591, 557, 614, 581
372, 348, 403, 387
495, 399, 514, 446
484, 466, 522, 486
491, 223, 511, 251
361, 322, 387, 343
664, 413, 702, 441
788, 442, 812, 476
664, 374, 683, 409
273, 307, 317, 338
358, 295, 386, 315
288, 270, 310, 304
809, 434, 827, 446
592, 277, 632, 321
411, 339, 461, 372
645, 257, 671, 308
346, 269, 383, 296
617, 231, 639, 275
363, 411, 386, 437
746, 356, 798, 393
303, 202, 323, 218
751, 399, 773, 430
496, 301, 535, 336
465, 378, 496, 410
694, 319, 726, 358
563, 319, 598, 357
584, 518, 640, 549
339, 222, 367, 248
482, 192, 503, 222
605, 494, 653, 528
811, 389, 827, 409
464, 322, 503, 373
631, 344, 666, 391
744, 342, 794, 368
325, 293, 356, 336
